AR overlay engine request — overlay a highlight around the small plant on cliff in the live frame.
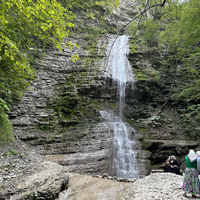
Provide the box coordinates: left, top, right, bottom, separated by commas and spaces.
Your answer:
6, 149, 17, 157
130, 39, 137, 54
29, 193, 44, 200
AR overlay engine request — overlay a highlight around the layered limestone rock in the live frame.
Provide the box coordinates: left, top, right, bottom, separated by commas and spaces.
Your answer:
8, 35, 113, 175
8, 30, 150, 177
7, 0, 193, 181
8, 1, 151, 179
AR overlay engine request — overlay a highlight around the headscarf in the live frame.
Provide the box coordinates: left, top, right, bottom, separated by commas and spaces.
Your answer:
196, 151, 200, 157
172, 155, 176, 160
187, 149, 197, 163
188, 149, 195, 156
168, 155, 176, 160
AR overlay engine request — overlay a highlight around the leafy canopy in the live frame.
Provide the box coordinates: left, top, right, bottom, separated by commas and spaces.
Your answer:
133, 0, 200, 129
0, 0, 76, 143
0, 0, 75, 104
160, 0, 200, 56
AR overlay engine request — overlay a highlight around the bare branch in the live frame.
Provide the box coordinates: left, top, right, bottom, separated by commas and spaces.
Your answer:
105, 0, 167, 67
161, 0, 167, 7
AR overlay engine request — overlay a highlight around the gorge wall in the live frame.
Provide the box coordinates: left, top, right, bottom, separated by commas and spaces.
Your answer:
8, 0, 200, 179
8, 0, 150, 178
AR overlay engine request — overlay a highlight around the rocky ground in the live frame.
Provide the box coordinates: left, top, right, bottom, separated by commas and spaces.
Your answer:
59, 172, 199, 200
0, 138, 199, 200
0, 138, 69, 200
0, 137, 44, 193
121, 173, 191, 200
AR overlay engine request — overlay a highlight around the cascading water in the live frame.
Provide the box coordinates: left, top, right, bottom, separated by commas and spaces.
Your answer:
102, 35, 139, 179
57, 35, 140, 200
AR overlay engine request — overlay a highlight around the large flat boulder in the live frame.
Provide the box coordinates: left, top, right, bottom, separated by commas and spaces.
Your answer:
4, 161, 69, 200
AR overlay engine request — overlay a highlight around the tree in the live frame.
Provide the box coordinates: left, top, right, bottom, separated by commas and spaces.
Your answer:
0, 0, 75, 143
129, 0, 200, 132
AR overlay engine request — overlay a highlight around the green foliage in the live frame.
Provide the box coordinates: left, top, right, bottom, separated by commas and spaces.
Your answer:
165, 2, 200, 128
161, 0, 200, 54
0, 98, 9, 112
182, 125, 200, 139
139, 0, 170, 20
135, 67, 160, 83
7, 149, 17, 156
172, 58, 200, 126
29, 193, 45, 200
0, 0, 75, 104
0, 98, 13, 144
177, 80, 200, 103
126, 19, 163, 52
139, 18, 162, 47
126, 21, 138, 36
180, 104, 200, 123
0, 0, 75, 52
130, 39, 137, 54
0, 111, 13, 145
131, 0, 200, 130
147, 115, 162, 127
0, 0, 76, 143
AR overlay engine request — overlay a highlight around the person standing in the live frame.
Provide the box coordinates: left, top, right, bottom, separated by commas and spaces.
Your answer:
196, 151, 200, 174
182, 149, 200, 198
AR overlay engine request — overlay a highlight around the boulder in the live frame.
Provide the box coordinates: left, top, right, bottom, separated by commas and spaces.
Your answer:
7, 161, 69, 200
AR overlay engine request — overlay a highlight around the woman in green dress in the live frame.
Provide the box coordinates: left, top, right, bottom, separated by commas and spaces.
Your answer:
182, 149, 200, 198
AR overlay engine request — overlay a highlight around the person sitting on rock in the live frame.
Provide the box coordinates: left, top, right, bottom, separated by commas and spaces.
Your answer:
163, 155, 181, 175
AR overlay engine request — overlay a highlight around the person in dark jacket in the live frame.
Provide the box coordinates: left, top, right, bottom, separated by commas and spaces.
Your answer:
164, 155, 181, 175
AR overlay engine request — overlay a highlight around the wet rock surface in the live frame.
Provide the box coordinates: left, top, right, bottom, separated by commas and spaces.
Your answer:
57, 173, 128, 200
58, 172, 197, 200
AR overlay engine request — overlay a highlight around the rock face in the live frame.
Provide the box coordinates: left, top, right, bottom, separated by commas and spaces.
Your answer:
106, 0, 139, 29
8, 35, 116, 175
126, 38, 200, 167
7, 1, 151, 178
7, 0, 197, 182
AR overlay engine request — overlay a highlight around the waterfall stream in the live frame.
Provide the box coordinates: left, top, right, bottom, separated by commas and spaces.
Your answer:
102, 35, 139, 179
57, 35, 139, 200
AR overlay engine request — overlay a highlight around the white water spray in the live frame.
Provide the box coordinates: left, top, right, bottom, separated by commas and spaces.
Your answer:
102, 35, 139, 179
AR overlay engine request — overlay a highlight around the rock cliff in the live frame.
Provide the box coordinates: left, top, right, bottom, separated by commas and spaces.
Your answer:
7, 0, 150, 179
5, 0, 200, 192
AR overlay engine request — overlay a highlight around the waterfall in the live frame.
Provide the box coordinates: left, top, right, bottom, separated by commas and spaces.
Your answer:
102, 35, 139, 179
